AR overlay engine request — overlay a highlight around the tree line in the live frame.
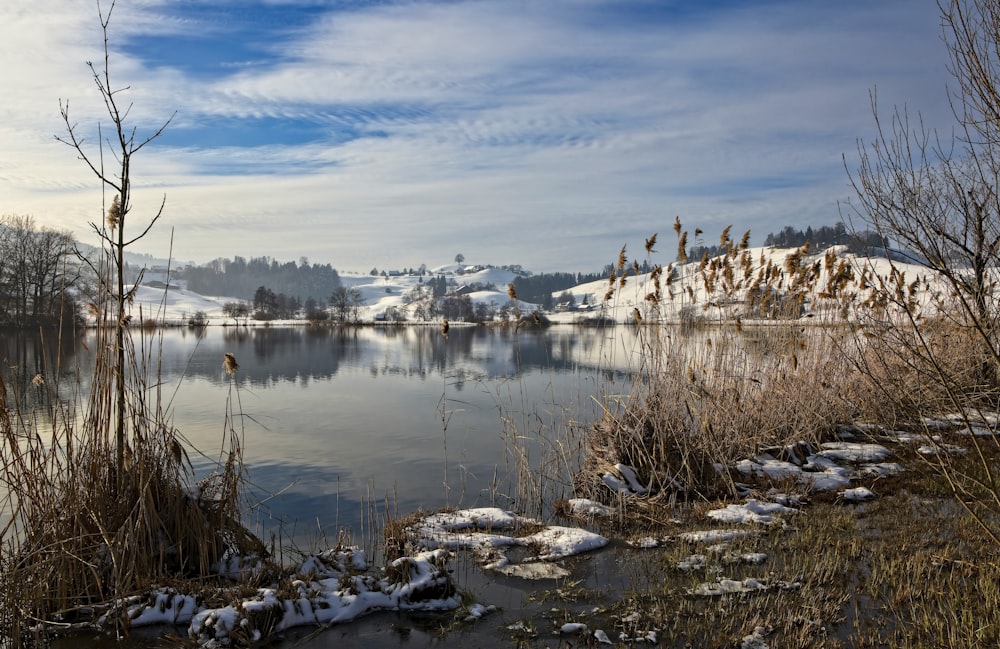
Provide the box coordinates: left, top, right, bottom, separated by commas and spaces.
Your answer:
512, 271, 605, 308
0, 215, 85, 328
761, 222, 882, 253
179, 255, 341, 303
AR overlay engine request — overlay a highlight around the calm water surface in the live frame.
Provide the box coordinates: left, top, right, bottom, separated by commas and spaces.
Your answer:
3, 324, 646, 648
3, 324, 640, 546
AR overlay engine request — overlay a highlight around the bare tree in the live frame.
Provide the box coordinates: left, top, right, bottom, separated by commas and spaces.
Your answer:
848, 0, 1000, 332
329, 286, 365, 323
0, 215, 78, 327
222, 300, 250, 326
55, 0, 174, 470
846, 0, 1000, 543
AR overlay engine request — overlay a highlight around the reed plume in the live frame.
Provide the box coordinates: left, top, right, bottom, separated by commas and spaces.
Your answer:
106, 194, 122, 230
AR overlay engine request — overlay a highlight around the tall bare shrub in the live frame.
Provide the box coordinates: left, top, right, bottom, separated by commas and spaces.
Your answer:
846, 0, 1000, 542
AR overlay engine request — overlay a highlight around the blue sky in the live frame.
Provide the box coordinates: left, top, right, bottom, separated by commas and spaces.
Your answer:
1, 0, 952, 273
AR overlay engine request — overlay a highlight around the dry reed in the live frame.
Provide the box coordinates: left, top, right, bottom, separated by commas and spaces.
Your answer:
0, 267, 264, 644
574, 224, 1000, 515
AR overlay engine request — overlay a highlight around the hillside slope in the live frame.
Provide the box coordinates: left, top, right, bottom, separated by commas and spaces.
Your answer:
125, 247, 946, 325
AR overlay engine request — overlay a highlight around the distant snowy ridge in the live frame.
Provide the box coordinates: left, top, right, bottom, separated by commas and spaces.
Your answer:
124, 246, 952, 325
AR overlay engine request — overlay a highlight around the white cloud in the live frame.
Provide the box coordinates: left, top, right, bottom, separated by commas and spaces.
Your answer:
0, 0, 954, 272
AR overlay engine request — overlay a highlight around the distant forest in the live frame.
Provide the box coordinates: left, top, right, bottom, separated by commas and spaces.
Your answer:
761, 222, 882, 252
177, 257, 341, 302
512, 271, 606, 308
686, 222, 884, 261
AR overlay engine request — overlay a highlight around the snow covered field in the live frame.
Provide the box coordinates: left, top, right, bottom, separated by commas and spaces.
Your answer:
126, 245, 946, 328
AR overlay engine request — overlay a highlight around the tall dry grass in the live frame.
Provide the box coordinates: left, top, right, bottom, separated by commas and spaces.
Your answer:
841, 257, 1000, 544
0, 273, 263, 644
577, 326, 860, 503
571, 224, 992, 509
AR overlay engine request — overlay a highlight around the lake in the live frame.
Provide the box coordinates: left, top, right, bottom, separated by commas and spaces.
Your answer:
2, 324, 639, 550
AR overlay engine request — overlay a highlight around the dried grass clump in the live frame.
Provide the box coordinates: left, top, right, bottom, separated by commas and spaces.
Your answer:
576, 227, 870, 505
843, 314, 1000, 427
578, 224, 1000, 544
577, 326, 858, 503
0, 321, 264, 644
1, 11, 267, 642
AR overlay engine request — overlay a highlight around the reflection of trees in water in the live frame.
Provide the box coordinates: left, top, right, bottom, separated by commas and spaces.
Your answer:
232, 327, 586, 385
32, 326, 633, 388
0, 330, 84, 411
4, 326, 640, 404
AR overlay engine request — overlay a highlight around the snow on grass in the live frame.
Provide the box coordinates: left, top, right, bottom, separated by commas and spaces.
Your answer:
742, 626, 772, 649
841, 486, 876, 501
817, 442, 892, 463
918, 443, 968, 456
110, 547, 461, 644
126, 590, 199, 626
522, 526, 609, 561
601, 463, 649, 495
565, 498, 613, 517
594, 628, 614, 644
706, 499, 797, 525
129, 283, 231, 322
735, 457, 801, 481
462, 603, 497, 621
497, 562, 571, 579
191, 426, 925, 642
407, 507, 536, 565
881, 430, 931, 443
736, 440, 902, 492
688, 577, 802, 597
677, 550, 768, 570
406, 507, 608, 579
677, 554, 708, 571
678, 529, 751, 544
421, 507, 525, 532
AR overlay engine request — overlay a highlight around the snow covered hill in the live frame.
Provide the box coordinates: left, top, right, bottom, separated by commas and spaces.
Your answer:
124, 248, 947, 326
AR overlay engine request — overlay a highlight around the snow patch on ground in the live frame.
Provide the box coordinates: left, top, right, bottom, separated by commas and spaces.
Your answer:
566, 498, 613, 517
706, 499, 796, 525
841, 486, 876, 501
109, 547, 461, 644
689, 577, 802, 597
735, 441, 901, 492
601, 463, 649, 495
406, 507, 607, 579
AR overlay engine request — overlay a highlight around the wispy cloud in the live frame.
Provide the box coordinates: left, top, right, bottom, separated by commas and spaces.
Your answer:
0, 0, 953, 271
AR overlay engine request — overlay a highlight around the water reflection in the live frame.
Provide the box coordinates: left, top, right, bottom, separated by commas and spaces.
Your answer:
136, 325, 635, 388
2, 325, 635, 545
0, 329, 87, 413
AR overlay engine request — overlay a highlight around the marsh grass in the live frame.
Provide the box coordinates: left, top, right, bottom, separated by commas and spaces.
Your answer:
570, 227, 873, 508
495, 380, 588, 520
504, 227, 1000, 646
560, 224, 1000, 525
0, 288, 265, 644
530, 444, 1000, 649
